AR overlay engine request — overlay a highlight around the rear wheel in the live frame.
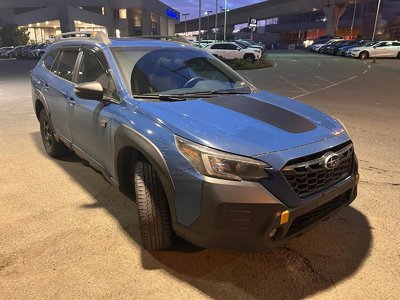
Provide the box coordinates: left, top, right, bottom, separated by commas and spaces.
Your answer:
397, 52, 400, 59
39, 109, 68, 158
134, 161, 173, 250
359, 51, 369, 60
244, 54, 255, 63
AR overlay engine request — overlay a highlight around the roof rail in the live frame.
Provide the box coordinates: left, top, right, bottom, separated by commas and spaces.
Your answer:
55, 31, 111, 44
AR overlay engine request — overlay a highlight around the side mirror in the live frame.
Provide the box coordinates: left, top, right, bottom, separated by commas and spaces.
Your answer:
75, 81, 104, 100
373, 46, 377, 49
237, 47, 241, 51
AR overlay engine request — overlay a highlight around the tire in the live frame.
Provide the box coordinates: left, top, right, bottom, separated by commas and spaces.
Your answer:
244, 54, 255, 63
397, 52, 400, 59
134, 161, 173, 250
39, 109, 68, 158
359, 51, 369, 60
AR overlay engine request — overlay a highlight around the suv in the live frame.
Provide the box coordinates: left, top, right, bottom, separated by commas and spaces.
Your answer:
205, 42, 261, 62
31, 32, 359, 251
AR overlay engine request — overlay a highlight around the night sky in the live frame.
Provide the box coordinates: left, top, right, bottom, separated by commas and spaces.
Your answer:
161, 0, 264, 20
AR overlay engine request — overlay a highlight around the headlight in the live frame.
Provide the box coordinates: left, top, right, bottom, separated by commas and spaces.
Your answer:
175, 136, 270, 181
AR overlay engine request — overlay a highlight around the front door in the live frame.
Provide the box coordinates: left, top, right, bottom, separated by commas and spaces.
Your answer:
68, 49, 119, 172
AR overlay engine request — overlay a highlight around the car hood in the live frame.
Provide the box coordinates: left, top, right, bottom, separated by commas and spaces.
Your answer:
137, 91, 345, 157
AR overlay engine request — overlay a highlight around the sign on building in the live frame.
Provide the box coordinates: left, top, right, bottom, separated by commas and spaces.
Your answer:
248, 17, 257, 28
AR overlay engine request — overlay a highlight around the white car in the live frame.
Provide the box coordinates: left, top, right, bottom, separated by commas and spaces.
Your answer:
205, 42, 262, 62
348, 41, 400, 59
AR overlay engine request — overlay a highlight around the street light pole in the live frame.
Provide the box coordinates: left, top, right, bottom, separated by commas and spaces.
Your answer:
198, 0, 202, 42
224, 0, 227, 41
182, 13, 189, 36
215, 0, 218, 41
372, 0, 382, 41
205, 10, 212, 40
350, 1, 357, 38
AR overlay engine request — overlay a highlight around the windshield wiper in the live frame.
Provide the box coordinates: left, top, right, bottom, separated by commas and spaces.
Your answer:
132, 94, 213, 101
186, 88, 252, 96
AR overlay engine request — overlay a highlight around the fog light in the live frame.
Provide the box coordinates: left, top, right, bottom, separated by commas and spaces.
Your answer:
269, 228, 278, 238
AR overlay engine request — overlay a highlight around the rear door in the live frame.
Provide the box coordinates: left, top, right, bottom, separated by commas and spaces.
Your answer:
42, 48, 80, 143
68, 47, 119, 172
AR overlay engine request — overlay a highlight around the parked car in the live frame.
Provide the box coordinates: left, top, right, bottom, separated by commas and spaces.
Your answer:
29, 44, 48, 59
348, 40, 400, 59
21, 45, 40, 59
313, 39, 344, 52
31, 31, 358, 251
205, 42, 261, 62
0, 46, 14, 58
337, 40, 370, 56
6, 45, 26, 58
239, 39, 266, 50
234, 39, 264, 52
344, 41, 378, 57
325, 40, 356, 55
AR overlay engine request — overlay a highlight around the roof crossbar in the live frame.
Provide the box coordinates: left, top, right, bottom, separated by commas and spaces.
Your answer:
55, 31, 111, 44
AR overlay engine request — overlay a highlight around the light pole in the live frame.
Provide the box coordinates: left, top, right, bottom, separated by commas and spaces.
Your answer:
372, 0, 382, 41
215, 0, 218, 41
205, 10, 212, 40
198, 0, 202, 41
350, 1, 357, 38
224, 0, 228, 41
182, 13, 189, 36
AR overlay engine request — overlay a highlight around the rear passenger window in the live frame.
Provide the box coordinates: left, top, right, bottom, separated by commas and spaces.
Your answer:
43, 50, 58, 70
55, 51, 79, 81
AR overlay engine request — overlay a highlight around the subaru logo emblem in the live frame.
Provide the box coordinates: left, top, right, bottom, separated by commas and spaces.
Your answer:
323, 152, 340, 170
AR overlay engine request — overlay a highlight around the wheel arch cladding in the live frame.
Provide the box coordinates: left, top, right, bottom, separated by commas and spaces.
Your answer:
114, 125, 177, 220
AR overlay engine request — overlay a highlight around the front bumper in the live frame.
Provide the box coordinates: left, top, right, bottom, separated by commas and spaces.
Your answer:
173, 172, 358, 251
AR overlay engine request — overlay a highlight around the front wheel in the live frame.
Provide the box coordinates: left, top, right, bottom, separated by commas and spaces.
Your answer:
359, 51, 369, 60
244, 54, 255, 63
134, 161, 173, 250
397, 52, 400, 59
39, 109, 68, 158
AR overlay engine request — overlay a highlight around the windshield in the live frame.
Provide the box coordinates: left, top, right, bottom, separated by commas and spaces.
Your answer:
112, 47, 253, 97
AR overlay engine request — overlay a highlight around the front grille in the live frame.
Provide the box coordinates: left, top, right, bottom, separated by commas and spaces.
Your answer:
286, 190, 351, 237
282, 143, 353, 198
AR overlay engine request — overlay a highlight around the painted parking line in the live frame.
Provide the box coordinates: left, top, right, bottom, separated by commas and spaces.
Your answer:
279, 76, 308, 92
315, 75, 335, 84
294, 75, 360, 99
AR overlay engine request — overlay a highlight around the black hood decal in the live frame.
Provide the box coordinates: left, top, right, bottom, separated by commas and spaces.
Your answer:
203, 95, 317, 134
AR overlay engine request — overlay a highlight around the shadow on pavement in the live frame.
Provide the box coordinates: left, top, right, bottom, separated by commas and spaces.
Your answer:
31, 131, 372, 299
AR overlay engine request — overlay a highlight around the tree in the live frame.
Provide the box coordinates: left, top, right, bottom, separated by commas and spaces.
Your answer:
0, 24, 30, 46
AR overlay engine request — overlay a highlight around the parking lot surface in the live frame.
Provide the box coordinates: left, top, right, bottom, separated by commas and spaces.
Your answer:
1, 52, 399, 299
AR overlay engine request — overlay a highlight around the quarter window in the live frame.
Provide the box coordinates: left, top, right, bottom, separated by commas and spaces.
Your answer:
43, 50, 58, 70
55, 51, 79, 81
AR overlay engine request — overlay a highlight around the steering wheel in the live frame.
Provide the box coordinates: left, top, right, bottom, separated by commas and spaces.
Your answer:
183, 77, 205, 89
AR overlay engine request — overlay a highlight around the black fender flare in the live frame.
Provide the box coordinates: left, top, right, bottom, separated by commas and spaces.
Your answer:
114, 125, 176, 220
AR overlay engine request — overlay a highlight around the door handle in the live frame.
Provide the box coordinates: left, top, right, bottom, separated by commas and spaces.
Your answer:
43, 83, 49, 90
67, 97, 75, 106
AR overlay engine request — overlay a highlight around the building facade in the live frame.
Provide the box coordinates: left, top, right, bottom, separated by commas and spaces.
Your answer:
0, 0, 180, 43
176, 0, 400, 44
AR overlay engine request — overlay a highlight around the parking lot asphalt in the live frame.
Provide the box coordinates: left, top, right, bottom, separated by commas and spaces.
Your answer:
0, 52, 399, 299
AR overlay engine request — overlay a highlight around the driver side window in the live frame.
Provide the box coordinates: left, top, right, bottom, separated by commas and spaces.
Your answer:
77, 52, 118, 100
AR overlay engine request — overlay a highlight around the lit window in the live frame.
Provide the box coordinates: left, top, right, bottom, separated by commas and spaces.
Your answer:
134, 18, 141, 27
116, 29, 121, 38
102, 7, 105, 15
265, 17, 278, 26
119, 9, 127, 19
